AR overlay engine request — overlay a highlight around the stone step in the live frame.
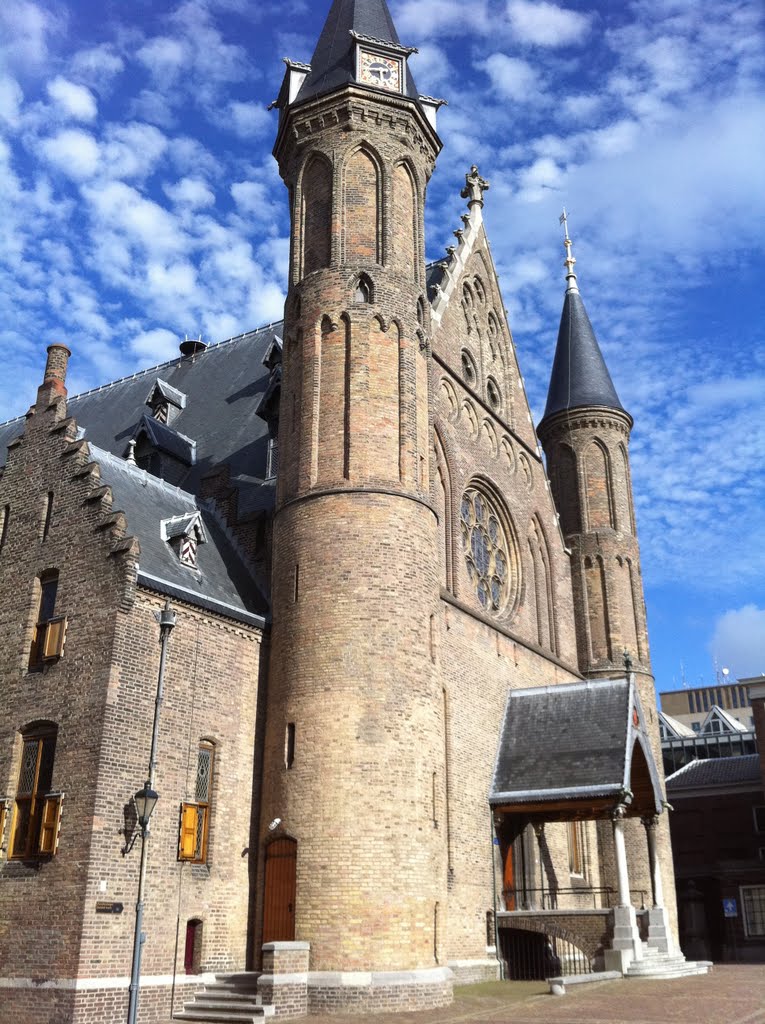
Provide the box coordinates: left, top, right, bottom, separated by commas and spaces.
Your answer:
196, 990, 264, 1005
174, 1010, 272, 1023
188, 998, 264, 1012
627, 961, 710, 979
213, 973, 262, 990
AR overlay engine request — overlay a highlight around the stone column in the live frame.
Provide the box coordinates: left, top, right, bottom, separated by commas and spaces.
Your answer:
604, 805, 643, 973
642, 814, 672, 953
612, 806, 631, 907
642, 815, 664, 908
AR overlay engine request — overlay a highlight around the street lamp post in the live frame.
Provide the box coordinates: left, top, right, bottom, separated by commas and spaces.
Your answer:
127, 600, 177, 1024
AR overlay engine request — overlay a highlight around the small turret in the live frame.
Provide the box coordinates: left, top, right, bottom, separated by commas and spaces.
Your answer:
538, 215, 649, 682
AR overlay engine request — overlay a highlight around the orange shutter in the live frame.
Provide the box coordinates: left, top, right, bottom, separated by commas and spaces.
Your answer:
43, 616, 67, 660
38, 793, 63, 855
179, 803, 199, 860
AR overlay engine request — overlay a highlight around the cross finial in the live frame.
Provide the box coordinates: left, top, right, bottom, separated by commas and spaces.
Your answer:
559, 208, 579, 294
461, 165, 490, 208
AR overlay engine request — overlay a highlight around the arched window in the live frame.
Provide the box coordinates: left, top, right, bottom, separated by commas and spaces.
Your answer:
461, 349, 477, 387
459, 485, 519, 616
353, 273, 373, 303
301, 154, 332, 276
486, 377, 502, 413
179, 740, 215, 864
10, 723, 61, 859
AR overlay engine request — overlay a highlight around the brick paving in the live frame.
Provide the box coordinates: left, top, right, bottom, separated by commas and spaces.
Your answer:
240, 967, 764, 1024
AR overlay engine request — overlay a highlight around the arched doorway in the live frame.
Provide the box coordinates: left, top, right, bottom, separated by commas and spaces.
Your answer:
263, 837, 297, 942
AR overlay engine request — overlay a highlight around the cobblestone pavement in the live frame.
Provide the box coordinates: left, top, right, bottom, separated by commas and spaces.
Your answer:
304, 967, 765, 1024
166, 966, 765, 1024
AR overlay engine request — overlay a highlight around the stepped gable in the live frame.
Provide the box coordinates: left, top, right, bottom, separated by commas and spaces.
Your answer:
91, 446, 268, 623
0, 325, 282, 517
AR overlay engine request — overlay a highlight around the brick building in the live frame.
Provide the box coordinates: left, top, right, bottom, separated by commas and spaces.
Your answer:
0, 2, 698, 1021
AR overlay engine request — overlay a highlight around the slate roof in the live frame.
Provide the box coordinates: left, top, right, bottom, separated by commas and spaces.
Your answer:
93, 447, 268, 625
490, 677, 661, 811
666, 755, 762, 790
135, 414, 196, 465
0, 325, 283, 519
542, 289, 625, 421
296, 0, 419, 105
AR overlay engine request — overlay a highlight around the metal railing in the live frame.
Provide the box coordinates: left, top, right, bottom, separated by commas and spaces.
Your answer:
502, 886, 648, 911
500, 926, 592, 979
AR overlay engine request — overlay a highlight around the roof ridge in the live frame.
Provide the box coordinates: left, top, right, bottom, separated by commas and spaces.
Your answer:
0, 322, 285, 431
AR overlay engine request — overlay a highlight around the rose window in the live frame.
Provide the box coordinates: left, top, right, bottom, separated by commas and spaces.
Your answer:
460, 488, 511, 613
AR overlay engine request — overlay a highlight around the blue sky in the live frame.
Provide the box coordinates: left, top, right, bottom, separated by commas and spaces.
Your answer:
0, 0, 763, 694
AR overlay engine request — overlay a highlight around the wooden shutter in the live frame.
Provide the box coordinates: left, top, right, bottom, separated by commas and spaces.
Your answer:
179, 802, 199, 860
38, 793, 63, 855
43, 616, 67, 660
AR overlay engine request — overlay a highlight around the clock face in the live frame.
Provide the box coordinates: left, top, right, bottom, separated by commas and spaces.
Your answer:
358, 50, 402, 92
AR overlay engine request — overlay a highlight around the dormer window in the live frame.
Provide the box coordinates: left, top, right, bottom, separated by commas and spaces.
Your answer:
162, 513, 206, 570
145, 379, 187, 426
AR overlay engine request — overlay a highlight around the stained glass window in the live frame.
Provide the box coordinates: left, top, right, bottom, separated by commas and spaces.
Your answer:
460, 487, 512, 614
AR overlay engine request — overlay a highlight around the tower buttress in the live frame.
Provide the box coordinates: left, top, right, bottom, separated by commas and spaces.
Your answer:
259, 0, 450, 1004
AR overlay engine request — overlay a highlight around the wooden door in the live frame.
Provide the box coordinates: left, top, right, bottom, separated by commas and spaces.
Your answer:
263, 837, 297, 942
504, 843, 516, 910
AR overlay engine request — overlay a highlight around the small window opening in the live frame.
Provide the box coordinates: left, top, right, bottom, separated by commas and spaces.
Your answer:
487, 378, 501, 411
354, 274, 373, 303
433, 902, 439, 962
461, 350, 476, 386
293, 563, 300, 603
29, 572, 66, 671
285, 723, 296, 769
0, 504, 9, 553
432, 770, 437, 827
41, 492, 54, 541
266, 436, 279, 480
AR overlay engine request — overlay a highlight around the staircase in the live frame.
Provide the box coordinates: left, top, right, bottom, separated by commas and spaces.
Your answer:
625, 944, 712, 980
174, 973, 274, 1022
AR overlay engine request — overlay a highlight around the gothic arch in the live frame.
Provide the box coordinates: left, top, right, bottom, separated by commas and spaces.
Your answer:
583, 553, 612, 664
392, 160, 419, 279
584, 440, 615, 530
434, 423, 455, 591
342, 144, 383, 265
551, 443, 580, 535
527, 515, 557, 654
618, 442, 636, 534
299, 152, 333, 278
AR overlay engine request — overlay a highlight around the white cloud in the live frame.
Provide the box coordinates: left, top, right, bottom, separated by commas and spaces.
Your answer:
47, 76, 98, 121
164, 177, 215, 207
137, 36, 186, 80
710, 606, 765, 680
0, 75, 23, 126
485, 53, 539, 100
227, 101, 272, 139
394, 0, 488, 40
40, 129, 100, 179
101, 122, 168, 181
230, 180, 269, 214
0, 1, 62, 72
131, 327, 182, 362
506, 0, 591, 46
70, 45, 125, 88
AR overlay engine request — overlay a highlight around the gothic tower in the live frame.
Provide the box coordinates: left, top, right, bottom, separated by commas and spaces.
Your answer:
258, 0, 450, 1008
538, 222, 651, 690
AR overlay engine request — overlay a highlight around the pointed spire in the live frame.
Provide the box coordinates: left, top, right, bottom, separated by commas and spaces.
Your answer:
296, 0, 418, 104
542, 214, 625, 421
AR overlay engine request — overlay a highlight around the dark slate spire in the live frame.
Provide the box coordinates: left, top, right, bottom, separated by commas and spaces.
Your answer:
542, 214, 625, 420
296, 0, 419, 104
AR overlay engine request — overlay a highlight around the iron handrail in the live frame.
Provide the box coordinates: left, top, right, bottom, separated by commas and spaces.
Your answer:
502, 885, 648, 910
